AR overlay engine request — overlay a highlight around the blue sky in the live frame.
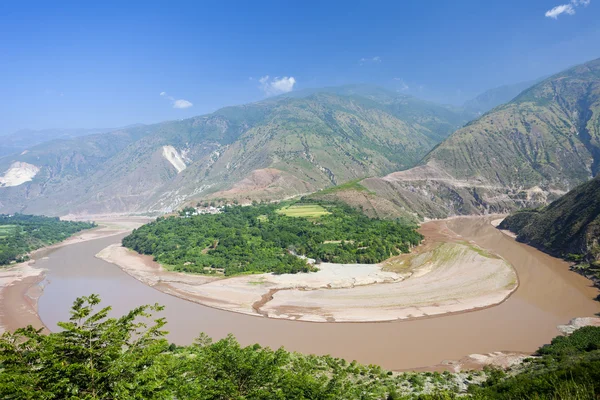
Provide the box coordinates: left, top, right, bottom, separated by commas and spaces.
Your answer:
1, 0, 599, 133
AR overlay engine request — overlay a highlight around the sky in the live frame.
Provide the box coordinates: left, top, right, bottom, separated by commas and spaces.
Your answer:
1, 0, 599, 133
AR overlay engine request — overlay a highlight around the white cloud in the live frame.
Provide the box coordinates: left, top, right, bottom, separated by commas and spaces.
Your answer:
173, 99, 193, 109
545, 0, 590, 19
545, 4, 575, 18
160, 91, 193, 109
258, 75, 296, 96
359, 56, 382, 65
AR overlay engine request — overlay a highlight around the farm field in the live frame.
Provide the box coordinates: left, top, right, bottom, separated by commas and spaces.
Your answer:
0, 225, 18, 239
276, 204, 331, 218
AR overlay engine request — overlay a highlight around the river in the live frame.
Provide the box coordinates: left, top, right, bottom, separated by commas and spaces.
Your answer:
33, 216, 600, 370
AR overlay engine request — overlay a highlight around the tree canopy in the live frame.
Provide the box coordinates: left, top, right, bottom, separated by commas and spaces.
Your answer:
122, 202, 423, 276
2, 295, 600, 399
0, 214, 95, 266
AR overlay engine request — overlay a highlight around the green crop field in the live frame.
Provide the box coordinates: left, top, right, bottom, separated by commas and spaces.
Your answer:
0, 225, 18, 238
276, 204, 331, 218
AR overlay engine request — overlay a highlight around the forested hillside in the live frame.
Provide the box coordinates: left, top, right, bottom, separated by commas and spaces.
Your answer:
122, 202, 422, 275
499, 176, 600, 283
0, 214, 95, 265
0, 86, 469, 216
1, 294, 599, 399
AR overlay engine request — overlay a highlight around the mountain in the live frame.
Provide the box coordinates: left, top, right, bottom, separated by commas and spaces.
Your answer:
0, 86, 469, 216
0, 127, 138, 158
322, 58, 600, 220
499, 176, 600, 260
463, 78, 543, 114
499, 176, 600, 282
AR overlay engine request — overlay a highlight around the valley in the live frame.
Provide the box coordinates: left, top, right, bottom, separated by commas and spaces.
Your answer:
0, 215, 597, 372
4, 2, 600, 397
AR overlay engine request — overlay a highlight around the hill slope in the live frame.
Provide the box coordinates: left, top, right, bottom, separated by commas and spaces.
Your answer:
333, 58, 600, 219
0, 87, 468, 215
499, 176, 600, 270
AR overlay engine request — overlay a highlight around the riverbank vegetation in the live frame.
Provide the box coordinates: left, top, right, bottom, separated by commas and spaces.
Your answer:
122, 201, 422, 276
500, 176, 600, 287
0, 214, 95, 266
469, 326, 600, 399
1, 295, 599, 399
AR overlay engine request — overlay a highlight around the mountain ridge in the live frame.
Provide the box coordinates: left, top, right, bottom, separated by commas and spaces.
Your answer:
0, 86, 469, 215
315, 58, 600, 220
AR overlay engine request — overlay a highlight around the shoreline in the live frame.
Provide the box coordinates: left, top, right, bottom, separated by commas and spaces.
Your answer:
0, 217, 151, 334
3, 214, 599, 372
96, 218, 519, 323
0, 261, 46, 334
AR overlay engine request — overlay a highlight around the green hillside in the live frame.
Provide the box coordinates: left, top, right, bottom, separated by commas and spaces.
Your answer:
427, 58, 600, 188
0, 86, 469, 216
325, 58, 600, 220
499, 176, 600, 282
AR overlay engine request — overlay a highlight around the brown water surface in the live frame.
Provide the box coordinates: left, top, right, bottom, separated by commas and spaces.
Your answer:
37, 216, 600, 370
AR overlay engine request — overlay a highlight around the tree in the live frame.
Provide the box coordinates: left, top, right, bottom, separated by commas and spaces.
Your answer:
0, 294, 171, 399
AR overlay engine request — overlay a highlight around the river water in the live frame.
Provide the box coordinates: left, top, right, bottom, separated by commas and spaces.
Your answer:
36, 217, 600, 370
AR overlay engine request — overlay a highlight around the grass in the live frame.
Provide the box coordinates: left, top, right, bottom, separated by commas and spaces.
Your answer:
276, 204, 331, 218
316, 179, 375, 196
464, 242, 500, 259
384, 242, 500, 273
0, 225, 19, 239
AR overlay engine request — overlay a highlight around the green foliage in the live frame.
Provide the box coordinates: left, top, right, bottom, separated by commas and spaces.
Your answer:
537, 326, 600, 357
316, 179, 375, 196
469, 327, 600, 399
123, 202, 422, 276
0, 295, 452, 399
2, 296, 600, 399
0, 214, 95, 266
0, 294, 170, 399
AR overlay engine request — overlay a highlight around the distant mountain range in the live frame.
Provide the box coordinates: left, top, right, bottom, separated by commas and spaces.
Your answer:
2, 58, 599, 218
316, 58, 600, 219
0, 127, 143, 158
463, 78, 544, 114
0, 86, 470, 215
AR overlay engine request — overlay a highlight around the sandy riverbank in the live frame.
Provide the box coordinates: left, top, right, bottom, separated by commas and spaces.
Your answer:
96, 219, 519, 322
0, 261, 45, 334
0, 217, 151, 334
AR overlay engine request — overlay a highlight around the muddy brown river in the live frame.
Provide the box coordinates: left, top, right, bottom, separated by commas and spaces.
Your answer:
35, 217, 600, 370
